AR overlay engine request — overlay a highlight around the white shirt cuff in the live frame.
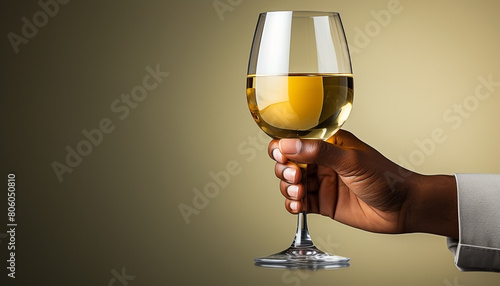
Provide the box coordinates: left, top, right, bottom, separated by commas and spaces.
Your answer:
447, 173, 500, 272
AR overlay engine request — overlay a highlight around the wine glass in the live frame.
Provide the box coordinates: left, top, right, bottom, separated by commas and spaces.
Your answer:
246, 11, 353, 269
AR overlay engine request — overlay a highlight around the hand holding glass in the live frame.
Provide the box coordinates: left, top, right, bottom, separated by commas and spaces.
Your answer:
246, 11, 353, 268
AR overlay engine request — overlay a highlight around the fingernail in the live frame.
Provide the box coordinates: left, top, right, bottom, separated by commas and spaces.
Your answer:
280, 139, 301, 155
272, 149, 284, 163
283, 168, 296, 182
287, 185, 299, 198
290, 201, 298, 211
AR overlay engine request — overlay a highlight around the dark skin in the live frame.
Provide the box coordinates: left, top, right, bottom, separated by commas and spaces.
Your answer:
268, 130, 459, 239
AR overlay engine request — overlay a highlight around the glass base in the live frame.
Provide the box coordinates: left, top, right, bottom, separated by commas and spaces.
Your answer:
254, 245, 350, 270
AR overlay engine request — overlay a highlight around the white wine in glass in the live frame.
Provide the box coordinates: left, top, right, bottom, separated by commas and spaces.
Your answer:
247, 11, 353, 269
247, 73, 353, 139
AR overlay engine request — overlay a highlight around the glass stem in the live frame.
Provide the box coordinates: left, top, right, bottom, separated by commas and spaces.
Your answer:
291, 164, 314, 248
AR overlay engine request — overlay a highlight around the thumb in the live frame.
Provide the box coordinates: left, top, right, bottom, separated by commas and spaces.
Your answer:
278, 130, 360, 171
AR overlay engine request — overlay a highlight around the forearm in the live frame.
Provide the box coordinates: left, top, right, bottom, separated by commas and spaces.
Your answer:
404, 174, 459, 239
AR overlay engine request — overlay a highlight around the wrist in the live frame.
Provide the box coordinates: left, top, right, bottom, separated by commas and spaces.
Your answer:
403, 174, 459, 239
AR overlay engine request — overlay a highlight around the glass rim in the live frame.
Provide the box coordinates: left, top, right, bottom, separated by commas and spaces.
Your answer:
259, 11, 340, 17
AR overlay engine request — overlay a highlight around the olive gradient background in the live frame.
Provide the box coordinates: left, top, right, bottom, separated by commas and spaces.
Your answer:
2, 0, 500, 285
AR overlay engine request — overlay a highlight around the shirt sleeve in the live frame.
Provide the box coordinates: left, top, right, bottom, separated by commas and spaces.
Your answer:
447, 173, 500, 272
